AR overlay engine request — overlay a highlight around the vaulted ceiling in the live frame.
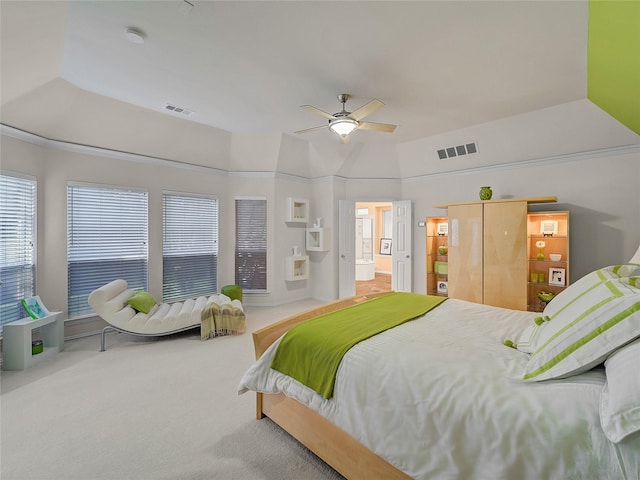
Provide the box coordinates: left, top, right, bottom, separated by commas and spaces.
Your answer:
2, 0, 590, 147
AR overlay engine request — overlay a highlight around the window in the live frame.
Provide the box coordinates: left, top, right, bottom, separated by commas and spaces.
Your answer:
235, 198, 267, 291
67, 184, 148, 317
0, 173, 36, 328
162, 192, 218, 302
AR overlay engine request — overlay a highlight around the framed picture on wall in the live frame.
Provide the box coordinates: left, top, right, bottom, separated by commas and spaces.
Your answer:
437, 281, 448, 294
380, 238, 392, 255
549, 267, 565, 286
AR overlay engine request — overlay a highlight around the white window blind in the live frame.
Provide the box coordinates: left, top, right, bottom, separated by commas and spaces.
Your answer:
235, 198, 267, 291
67, 184, 148, 317
162, 193, 218, 302
0, 173, 36, 327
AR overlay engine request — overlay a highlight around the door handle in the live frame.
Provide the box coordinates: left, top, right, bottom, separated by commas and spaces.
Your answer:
406, 255, 410, 259
341, 254, 346, 259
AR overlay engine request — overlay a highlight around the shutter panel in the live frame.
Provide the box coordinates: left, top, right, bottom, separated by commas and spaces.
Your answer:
67, 184, 148, 316
235, 198, 267, 290
162, 193, 218, 301
0, 174, 36, 327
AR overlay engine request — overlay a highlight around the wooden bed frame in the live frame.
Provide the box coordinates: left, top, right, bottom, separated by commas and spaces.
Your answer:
251, 292, 412, 480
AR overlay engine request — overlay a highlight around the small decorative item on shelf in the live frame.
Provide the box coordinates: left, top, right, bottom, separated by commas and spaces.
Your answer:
537, 291, 555, 304
535, 240, 546, 260
479, 186, 493, 200
549, 253, 561, 262
314, 217, 322, 228
292, 246, 301, 256
438, 245, 448, 255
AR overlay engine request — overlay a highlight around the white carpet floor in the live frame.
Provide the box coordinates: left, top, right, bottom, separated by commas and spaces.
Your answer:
0, 299, 346, 480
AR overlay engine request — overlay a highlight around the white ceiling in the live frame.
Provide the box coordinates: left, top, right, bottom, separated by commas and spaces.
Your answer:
2, 0, 588, 145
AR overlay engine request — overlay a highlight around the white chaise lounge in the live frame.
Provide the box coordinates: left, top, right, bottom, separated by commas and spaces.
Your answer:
88, 279, 244, 351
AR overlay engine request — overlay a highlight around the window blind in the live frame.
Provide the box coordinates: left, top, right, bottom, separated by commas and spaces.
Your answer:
0, 173, 36, 327
67, 184, 148, 317
235, 198, 267, 291
162, 193, 218, 302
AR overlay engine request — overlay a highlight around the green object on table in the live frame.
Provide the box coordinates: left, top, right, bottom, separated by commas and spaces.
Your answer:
221, 285, 242, 302
31, 340, 43, 355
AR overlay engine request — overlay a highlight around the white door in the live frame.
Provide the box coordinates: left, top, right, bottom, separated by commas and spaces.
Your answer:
338, 200, 356, 298
392, 200, 412, 292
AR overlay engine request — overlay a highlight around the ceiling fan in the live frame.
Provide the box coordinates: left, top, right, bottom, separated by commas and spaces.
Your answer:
295, 94, 397, 143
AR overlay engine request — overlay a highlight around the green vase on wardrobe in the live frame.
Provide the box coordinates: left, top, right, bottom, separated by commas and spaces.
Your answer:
479, 186, 493, 200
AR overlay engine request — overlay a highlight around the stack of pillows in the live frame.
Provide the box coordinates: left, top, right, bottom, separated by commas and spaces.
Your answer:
509, 263, 640, 443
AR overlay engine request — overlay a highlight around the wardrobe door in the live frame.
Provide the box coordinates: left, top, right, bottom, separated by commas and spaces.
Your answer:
483, 201, 528, 310
447, 203, 483, 304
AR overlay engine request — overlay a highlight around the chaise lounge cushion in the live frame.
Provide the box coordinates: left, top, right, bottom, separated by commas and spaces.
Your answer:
88, 279, 244, 335
127, 290, 157, 314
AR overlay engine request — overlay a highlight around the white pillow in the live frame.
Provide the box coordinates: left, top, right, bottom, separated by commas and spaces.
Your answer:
514, 316, 550, 354
522, 277, 640, 381
543, 265, 639, 320
601, 338, 640, 443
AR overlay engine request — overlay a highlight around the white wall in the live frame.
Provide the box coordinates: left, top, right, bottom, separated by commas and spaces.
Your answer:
403, 149, 640, 294
2, 121, 639, 334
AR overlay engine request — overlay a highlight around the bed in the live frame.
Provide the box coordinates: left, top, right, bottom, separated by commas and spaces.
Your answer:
239, 265, 640, 480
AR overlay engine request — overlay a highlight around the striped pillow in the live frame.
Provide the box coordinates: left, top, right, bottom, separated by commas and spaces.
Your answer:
523, 277, 640, 381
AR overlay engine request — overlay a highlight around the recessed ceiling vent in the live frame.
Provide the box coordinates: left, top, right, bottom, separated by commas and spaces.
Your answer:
437, 142, 478, 160
164, 104, 194, 117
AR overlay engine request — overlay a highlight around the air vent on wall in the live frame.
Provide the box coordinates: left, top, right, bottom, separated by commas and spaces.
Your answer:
164, 103, 194, 117
437, 142, 478, 160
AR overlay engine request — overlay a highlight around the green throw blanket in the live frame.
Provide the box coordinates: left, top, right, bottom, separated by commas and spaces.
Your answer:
270, 292, 447, 399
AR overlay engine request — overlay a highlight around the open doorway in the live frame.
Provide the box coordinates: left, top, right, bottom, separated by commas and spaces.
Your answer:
355, 202, 393, 295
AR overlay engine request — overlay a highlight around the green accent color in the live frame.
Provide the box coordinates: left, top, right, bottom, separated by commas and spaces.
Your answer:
524, 300, 640, 380
533, 280, 622, 358
588, 0, 640, 135
270, 292, 447, 399
221, 284, 243, 302
479, 186, 493, 201
127, 290, 157, 314
504, 339, 515, 348
534, 316, 544, 326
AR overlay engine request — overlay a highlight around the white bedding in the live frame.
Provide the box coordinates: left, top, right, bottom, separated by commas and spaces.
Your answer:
239, 298, 640, 479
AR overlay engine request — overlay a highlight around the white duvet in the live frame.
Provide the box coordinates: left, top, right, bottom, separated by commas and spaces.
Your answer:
239, 298, 640, 479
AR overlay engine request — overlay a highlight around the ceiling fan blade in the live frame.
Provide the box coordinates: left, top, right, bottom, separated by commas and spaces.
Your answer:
301, 105, 336, 120
294, 125, 328, 134
349, 99, 385, 121
358, 121, 397, 133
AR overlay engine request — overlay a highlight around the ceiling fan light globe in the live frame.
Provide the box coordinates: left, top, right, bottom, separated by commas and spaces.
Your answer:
329, 118, 358, 136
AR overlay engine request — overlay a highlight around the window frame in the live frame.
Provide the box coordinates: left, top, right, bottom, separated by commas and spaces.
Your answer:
235, 196, 267, 292
67, 181, 149, 318
162, 190, 219, 302
0, 172, 37, 329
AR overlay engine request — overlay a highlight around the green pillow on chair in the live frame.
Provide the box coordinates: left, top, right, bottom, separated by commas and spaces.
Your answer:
221, 285, 243, 302
127, 290, 157, 314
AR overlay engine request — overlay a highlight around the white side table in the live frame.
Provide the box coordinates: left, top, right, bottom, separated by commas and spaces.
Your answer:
2, 312, 64, 370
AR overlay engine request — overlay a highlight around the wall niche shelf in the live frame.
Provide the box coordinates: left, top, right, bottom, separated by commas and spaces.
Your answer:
306, 228, 330, 252
285, 255, 309, 281
285, 198, 309, 223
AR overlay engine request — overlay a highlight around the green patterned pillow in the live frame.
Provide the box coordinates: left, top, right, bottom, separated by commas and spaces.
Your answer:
127, 290, 157, 314
523, 277, 640, 381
